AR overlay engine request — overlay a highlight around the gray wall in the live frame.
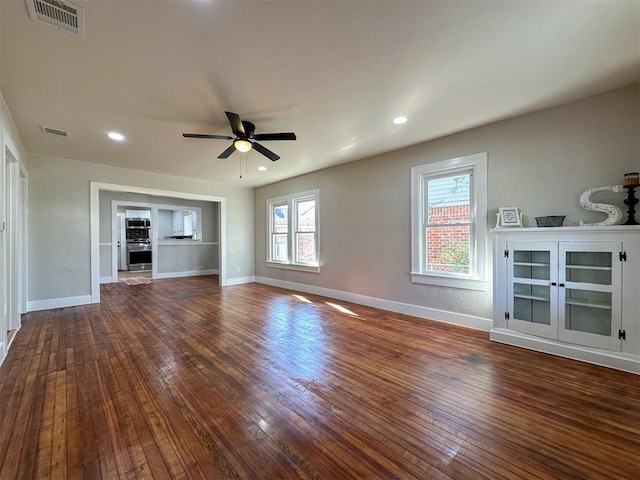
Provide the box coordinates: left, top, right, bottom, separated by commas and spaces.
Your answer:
98, 191, 220, 277
254, 85, 640, 321
157, 245, 218, 274
28, 155, 254, 302
100, 190, 221, 243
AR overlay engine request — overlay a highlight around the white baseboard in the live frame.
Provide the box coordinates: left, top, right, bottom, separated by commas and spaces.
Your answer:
255, 276, 492, 332
100, 276, 115, 284
7, 325, 20, 349
28, 294, 94, 312
225, 275, 256, 286
490, 328, 640, 374
1, 325, 23, 367
155, 269, 219, 279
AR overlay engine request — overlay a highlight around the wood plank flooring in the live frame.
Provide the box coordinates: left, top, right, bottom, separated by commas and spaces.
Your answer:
0, 276, 638, 479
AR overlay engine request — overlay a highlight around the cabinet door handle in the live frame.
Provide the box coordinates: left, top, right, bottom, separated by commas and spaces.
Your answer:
559, 283, 565, 287
551, 282, 557, 286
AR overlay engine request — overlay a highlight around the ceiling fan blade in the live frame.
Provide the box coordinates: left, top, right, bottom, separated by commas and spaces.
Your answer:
225, 111, 245, 137
252, 142, 280, 161
252, 132, 297, 141
183, 133, 234, 140
217, 144, 236, 159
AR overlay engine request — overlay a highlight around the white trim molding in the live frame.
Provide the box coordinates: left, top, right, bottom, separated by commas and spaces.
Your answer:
266, 189, 320, 270
410, 152, 488, 291
28, 295, 93, 312
256, 276, 492, 331
225, 275, 256, 286
491, 328, 640, 374
90, 182, 228, 304
155, 269, 219, 279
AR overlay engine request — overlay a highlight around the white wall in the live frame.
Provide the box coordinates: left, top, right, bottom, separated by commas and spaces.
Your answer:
254, 85, 640, 327
0, 89, 28, 364
28, 154, 254, 305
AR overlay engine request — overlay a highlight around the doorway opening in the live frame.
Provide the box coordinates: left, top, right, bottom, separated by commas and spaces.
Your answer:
90, 182, 227, 304
1, 127, 27, 362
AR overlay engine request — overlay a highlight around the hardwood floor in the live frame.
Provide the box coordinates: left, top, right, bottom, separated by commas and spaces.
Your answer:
0, 276, 638, 479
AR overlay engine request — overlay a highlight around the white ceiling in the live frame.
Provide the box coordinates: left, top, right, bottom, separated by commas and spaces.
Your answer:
1, 0, 638, 187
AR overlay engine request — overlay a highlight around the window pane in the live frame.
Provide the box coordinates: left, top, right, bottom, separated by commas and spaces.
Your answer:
273, 204, 288, 233
296, 233, 316, 263
267, 191, 319, 267
296, 200, 316, 232
272, 234, 288, 262
427, 174, 470, 225
425, 225, 470, 273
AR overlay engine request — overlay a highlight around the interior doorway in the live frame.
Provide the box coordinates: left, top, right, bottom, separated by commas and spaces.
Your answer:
116, 211, 152, 282
90, 182, 227, 304
1, 128, 26, 361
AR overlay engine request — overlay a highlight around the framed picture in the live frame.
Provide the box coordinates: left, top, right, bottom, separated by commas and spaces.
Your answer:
498, 207, 522, 227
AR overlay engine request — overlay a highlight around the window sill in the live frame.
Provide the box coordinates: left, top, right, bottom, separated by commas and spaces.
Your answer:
267, 262, 320, 273
410, 272, 487, 291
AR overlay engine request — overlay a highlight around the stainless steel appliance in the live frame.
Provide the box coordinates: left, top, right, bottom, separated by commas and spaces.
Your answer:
127, 243, 152, 272
126, 218, 150, 228
125, 217, 152, 271
125, 217, 151, 243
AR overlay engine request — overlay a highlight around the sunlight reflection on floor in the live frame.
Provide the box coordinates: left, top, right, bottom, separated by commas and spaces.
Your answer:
326, 302, 358, 316
265, 297, 327, 381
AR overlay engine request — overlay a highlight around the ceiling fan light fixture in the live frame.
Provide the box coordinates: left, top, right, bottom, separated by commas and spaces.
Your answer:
183, 112, 293, 161
234, 139, 252, 152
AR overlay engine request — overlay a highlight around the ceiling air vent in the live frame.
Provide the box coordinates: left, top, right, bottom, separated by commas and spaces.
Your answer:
26, 0, 85, 38
40, 125, 70, 138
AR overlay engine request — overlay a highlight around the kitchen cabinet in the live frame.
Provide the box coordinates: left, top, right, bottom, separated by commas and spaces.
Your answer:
157, 208, 199, 239
172, 209, 195, 236
492, 226, 639, 373
172, 210, 184, 235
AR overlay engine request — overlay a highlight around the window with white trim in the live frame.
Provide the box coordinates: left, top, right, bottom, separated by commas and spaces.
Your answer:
267, 190, 319, 272
411, 153, 487, 290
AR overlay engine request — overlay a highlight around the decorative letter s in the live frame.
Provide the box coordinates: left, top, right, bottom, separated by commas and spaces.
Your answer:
579, 185, 623, 226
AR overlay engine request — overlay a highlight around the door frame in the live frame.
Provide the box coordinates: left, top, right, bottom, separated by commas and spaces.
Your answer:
1, 127, 27, 359
90, 182, 227, 304
117, 212, 127, 271
111, 201, 152, 281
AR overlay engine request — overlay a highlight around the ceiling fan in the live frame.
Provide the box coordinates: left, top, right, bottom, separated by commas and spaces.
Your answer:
183, 111, 296, 161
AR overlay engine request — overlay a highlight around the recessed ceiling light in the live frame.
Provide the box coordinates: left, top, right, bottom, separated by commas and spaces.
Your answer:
258, 166, 267, 172
107, 132, 125, 141
393, 116, 408, 125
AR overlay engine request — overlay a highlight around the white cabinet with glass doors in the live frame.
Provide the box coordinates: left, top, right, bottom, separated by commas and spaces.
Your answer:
492, 226, 640, 373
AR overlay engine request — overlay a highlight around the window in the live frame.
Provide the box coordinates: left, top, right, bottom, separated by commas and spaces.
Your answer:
267, 190, 319, 272
411, 153, 487, 290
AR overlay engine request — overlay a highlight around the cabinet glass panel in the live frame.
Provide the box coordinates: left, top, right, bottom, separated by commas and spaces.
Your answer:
565, 289, 612, 336
565, 251, 612, 285
513, 250, 550, 280
513, 282, 551, 325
